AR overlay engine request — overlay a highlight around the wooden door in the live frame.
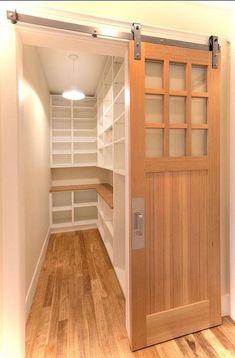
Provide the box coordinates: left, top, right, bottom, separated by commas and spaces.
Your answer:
129, 41, 221, 351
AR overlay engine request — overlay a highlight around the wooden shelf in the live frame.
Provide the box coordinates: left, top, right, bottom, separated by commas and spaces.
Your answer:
50, 183, 113, 208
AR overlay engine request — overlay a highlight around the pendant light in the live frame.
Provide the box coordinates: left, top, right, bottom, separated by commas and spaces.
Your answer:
62, 54, 85, 101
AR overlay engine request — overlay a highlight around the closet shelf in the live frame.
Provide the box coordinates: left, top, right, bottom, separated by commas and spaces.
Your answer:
114, 169, 126, 176
73, 137, 97, 142
114, 111, 125, 123
73, 150, 97, 154
114, 137, 125, 144
52, 105, 71, 109
73, 118, 96, 122
50, 183, 113, 208
52, 206, 73, 212
73, 202, 97, 208
114, 86, 125, 104
104, 142, 113, 148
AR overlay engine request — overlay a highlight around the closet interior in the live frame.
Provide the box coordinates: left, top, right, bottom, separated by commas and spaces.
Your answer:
33, 46, 128, 296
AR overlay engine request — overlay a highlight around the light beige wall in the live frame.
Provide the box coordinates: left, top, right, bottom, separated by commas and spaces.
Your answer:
22, 45, 51, 295
51, 167, 113, 186
44, 1, 231, 37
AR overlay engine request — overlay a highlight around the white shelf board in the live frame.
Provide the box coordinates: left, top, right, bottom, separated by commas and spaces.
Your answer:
114, 137, 125, 144
103, 142, 113, 148
50, 163, 72, 168
73, 137, 97, 142
72, 163, 97, 167
73, 118, 96, 122
73, 150, 97, 154
74, 219, 97, 226
52, 221, 73, 228
52, 138, 72, 143
113, 62, 124, 83
114, 169, 126, 176
52, 150, 72, 155
114, 86, 125, 104
114, 111, 125, 123
73, 129, 96, 132
52, 117, 72, 121
73, 202, 97, 208
73, 106, 96, 110
52, 105, 71, 109
52, 206, 73, 212
103, 123, 113, 132
52, 129, 72, 132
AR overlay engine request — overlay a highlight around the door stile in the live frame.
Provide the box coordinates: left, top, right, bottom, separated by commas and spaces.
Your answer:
208, 63, 221, 325
129, 41, 146, 350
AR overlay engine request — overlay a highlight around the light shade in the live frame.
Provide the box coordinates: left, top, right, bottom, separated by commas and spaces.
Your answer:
62, 89, 85, 101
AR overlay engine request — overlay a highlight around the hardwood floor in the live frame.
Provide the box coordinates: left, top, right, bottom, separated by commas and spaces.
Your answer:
26, 229, 235, 357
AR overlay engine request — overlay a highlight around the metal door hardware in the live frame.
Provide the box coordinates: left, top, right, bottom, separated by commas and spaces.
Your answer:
132, 23, 141, 60
209, 36, 220, 69
132, 198, 145, 250
7, 10, 220, 68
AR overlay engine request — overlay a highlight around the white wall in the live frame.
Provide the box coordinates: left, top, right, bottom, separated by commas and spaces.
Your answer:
22, 45, 51, 313
0, 24, 25, 358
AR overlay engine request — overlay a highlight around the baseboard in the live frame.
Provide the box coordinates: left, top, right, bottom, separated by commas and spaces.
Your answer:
221, 293, 230, 317
50, 223, 97, 234
25, 227, 51, 318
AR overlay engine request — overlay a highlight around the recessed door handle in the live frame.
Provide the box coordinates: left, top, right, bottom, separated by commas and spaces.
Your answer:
135, 212, 143, 236
132, 197, 145, 249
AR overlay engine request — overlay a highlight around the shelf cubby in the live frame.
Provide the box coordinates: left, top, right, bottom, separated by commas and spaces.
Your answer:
52, 210, 73, 226
50, 95, 97, 168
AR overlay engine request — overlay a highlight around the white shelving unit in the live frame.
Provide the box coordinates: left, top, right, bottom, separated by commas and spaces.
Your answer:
97, 194, 114, 263
49, 55, 128, 297
50, 95, 97, 168
50, 189, 98, 229
96, 56, 126, 174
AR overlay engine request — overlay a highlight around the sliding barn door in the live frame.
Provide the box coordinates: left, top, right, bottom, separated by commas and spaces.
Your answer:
129, 41, 221, 350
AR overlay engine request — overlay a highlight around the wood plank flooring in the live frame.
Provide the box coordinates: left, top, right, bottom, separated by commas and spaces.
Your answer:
26, 230, 235, 357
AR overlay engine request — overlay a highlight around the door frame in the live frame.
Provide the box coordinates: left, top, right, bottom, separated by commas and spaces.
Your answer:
0, 3, 228, 356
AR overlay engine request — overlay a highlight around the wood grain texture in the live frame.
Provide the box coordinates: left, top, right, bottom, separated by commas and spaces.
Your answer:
146, 171, 208, 315
26, 230, 235, 357
129, 41, 146, 350
50, 183, 113, 208
130, 40, 221, 349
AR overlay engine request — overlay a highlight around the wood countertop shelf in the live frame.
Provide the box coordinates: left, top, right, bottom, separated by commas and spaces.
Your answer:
50, 183, 113, 208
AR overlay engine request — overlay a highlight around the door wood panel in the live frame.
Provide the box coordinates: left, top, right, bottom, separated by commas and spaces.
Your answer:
129, 40, 221, 351
146, 171, 208, 315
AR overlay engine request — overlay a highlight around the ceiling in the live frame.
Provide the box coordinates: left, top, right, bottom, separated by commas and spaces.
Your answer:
37, 47, 107, 96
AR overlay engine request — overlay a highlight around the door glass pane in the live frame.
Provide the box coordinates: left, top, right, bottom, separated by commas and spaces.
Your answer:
192, 65, 207, 92
145, 129, 163, 157
192, 98, 207, 124
169, 96, 186, 123
169, 63, 185, 90
169, 129, 186, 156
145, 60, 163, 89
145, 95, 163, 123
192, 130, 207, 156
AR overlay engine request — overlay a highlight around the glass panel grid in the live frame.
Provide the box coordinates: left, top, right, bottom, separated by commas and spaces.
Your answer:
145, 60, 163, 89
145, 94, 163, 123
192, 65, 207, 92
169, 96, 186, 123
145, 129, 164, 157
192, 97, 207, 124
169, 129, 186, 157
169, 63, 186, 90
192, 129, 207, 156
